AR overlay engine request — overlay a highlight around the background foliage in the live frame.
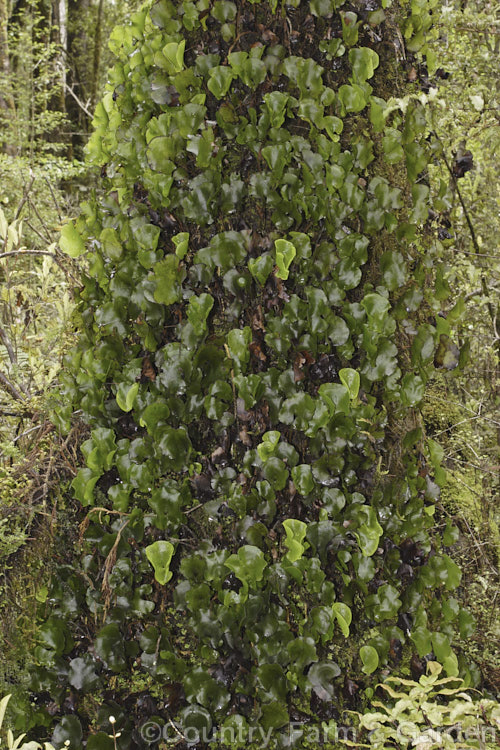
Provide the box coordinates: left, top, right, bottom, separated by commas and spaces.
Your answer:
0, 0, 498, 747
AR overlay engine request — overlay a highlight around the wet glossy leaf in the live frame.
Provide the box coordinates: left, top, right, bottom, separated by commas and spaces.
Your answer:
173, 231, 189, 259
162, 40, 185, 73
332, 602, 352, 637
257, 431, 281, 462
434, 334, 460, 370
338, 84, 368, 113
380, 251, 407, 290
248, 253, 273, 286
374, 584, 402, 621
341, 11, 360, 46
227, 327, 252, 372
283, 519, 308, 562
263, 91, 289, 128
257, 663, 287, 702
318, 383, 350, 416
360, 645, 379, 675
308, 660, 341, 700
38, 617, 72, 654
432, 554, 462, 590
183, 667, 229, 710
354, 506, 383, 557
71, 467, 99, 506
157, 427, 192, 471
362, 293, 390, 331
225, 545, 267, 590
52, 716, 83, 750
234, 373, 264, 408
116, 382, 139, 412
400, 373, 425, 407
241, 58, 267, 88
207, 66, 235, 98
382, 128, 404, 163
349, 47, 379, 83
459, 609, 475, 639
146, 540, 175, 585
187, 293, 214, 334
291, 464, 315, 496
262, 457, 289, 491
100, 227, 122, 260
139, 402, 170, 434
152, 255, 185, 305
260, 701, 289, 730
60, 222, 85, 258
180, 705, 212, 735
95, 623, 126, 672
287, 637, 317, 672
411, 626, 432, 657
339, 368, 360, 399
275, 239, 296, 280
68, 656, 101, 692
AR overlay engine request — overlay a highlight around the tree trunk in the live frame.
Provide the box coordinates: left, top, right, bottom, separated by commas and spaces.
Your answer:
33, 0, 460, 741
65, 0, 90, 155
0, 0, 17, 153
89, 0, 103, 111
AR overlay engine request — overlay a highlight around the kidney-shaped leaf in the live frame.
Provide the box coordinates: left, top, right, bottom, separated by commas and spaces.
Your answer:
359, 645, 379, 675
146, 540, 175, 585
349, 47, 379, 83
308, 660, 341, 700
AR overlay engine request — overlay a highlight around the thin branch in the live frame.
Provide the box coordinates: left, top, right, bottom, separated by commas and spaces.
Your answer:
14, 171, 36, 221
0, 371, 25, 401
4, 225, 77, 282
24, 219, 52, 245
11, 426, 44, 444
464, 287, 500, 301
0, 410, 31, 417
0, 249, 59, 260
44, 177, 62, 222
27, 196, 52, 237
432, 414, 482, 436
0, 325, 16, 364
438, 143, 481, 255
63, 81, 93, 118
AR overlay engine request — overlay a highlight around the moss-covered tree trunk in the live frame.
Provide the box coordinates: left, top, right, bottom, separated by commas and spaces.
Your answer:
39, 0, 470, 745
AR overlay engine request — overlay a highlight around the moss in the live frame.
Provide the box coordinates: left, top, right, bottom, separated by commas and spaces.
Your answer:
421, 374, 500, 693
0, 519, 53, 703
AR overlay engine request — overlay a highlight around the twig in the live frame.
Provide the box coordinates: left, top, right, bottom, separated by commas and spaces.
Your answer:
12, 424, 44, 443
0, 326, 16, 364
0, 371, 25, 401
101, 519, 131, 603
167, 718, 186, 742
27, 196, 53, 238
63, 81, 93, 118
44, 177, 62, 222
0, 249, 58, 260
25, 220, 79, 283
0, 410, 31, 417
14, 172, 36, 221
184, 503, 203, 515
24, 219, 52, 245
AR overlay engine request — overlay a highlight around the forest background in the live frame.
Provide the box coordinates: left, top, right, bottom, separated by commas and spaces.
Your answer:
0, 0, 498, 744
